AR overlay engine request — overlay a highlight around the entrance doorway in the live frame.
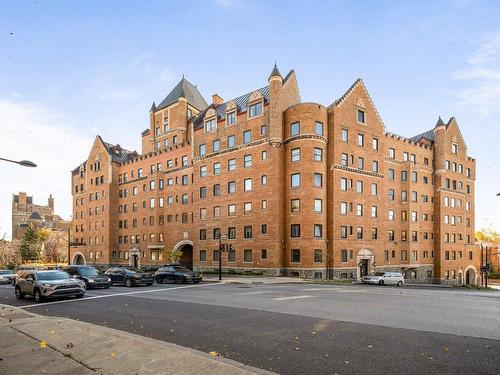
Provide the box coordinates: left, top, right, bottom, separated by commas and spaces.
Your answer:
360, 259, 369, 278
73, 254, 85, 265
178, 244, 194, 270
466, 269, 474, 285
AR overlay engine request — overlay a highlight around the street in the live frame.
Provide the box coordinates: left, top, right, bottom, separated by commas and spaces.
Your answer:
1, 282, 499, 374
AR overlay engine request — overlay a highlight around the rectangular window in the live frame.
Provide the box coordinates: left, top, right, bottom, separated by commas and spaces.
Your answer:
372, 138, 379, 150
290, 122, 300, 136
244, 202, 252, 214
291, 199, 300, 212
358, 157, 364, 170
213, 139, 220, 152
340, 202, 347, 215
200, 165, 207, 177
340, 226, 348, 239
200, 186, 207, 198
291, 249, 301, 263
356, 204, 363, 216
244, 154, 252, 168
356, 227, 363, 239
314, 249, 323, 263
244, 226, 252, 239
261, 224, 267, 234
244, 178, 252, 191
213, 184, 221, 196
340, 178, 347, 191
226, 111, 236, 125
371, 183, 378, 196
315, 122, 324, 136
228, 204, 236, 216
228, 181, 236, 194
261, 175, 267, 185
291, 173, 301, 188
341, 128, 348, 142
357, 109, 365, 123
314, 148, 323, 161
341, 249, 348, 262
227, 135, 235, 148
291, 148, 301, 162
357, 133, 364, 146
314, 199, 323, 213
371, 205, 377, 218
388, 169, 395, 180
356, 180, 363, 193
291, 224, 301, 237
244, 249, 252, 262
389, 148, 395, 159
341, 153, 348, 166
314, 224, 323, 238
261, 249, 267, 260
314, 173, 323, 187
228, 227, 236, 239
372, 160, 379, 173
243, 130, 252, 144
228, 158, 236, 171
249, 102, 262, 117
205, 119, 216, 132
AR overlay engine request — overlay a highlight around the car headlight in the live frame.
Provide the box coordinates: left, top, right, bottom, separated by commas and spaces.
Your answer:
88, 279, 94, 283
41, 283, 55, 287
107, 277, 112, 282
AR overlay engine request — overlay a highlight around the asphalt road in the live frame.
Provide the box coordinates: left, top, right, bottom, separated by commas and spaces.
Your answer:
1, 282, 499, 375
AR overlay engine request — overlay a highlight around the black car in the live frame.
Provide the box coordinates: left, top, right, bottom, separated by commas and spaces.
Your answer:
105, 267, 154, 287
62, 265, 111, 289
154, 264, 202, 284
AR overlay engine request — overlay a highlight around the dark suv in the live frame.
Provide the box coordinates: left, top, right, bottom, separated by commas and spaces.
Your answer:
154, 264, 202, 284
62, 265, 111, 289
105, 267, 154, 287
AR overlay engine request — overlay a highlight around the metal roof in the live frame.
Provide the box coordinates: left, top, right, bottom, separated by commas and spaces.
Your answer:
409, 129, 435, 143
101, 140, 139, 164
156, 78, 208, 111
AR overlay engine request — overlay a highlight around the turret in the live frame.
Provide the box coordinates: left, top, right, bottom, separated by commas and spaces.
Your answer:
48, 194, 54, 212
268, 63, 283, 146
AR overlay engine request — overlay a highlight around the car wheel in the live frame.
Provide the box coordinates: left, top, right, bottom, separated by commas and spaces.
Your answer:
15, 286, 25, 299
146, 283, 153, 286
155, 276, 163, 284
11, 280, 16, 286
378, 280, 384, 286
175, 277, 184, 284
75, 293, 84, 298
125, 279, 133, 287
397, 281, 403, 287
105, 285, 111, 289
33, 288, 43, 303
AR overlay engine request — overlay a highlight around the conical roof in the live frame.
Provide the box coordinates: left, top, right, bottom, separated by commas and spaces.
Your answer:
435, 116, 445, 128
269, 63, 282, 79
156, 78, 208, 111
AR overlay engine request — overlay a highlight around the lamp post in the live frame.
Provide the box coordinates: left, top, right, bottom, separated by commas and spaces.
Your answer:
218, 234, 227, 281
0, 157, 37, 168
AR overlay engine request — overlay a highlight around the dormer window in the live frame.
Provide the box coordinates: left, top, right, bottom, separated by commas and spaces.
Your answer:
187, 108, 192, 118
357, 109, 365, 124
226, 111, 236, 125
249, 102, 262, 118
205, 118, 217, 133
452, 143, 458, 154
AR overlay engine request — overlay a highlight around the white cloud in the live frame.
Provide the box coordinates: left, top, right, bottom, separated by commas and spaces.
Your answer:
453, 30, 500, 115
0, 100, 93, 239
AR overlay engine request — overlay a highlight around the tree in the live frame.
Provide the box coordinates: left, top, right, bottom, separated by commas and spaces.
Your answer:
0, 239, 22, 269
475, 228, 500, 243
161, 248, 183, 264
19, 226, 40, 261
40, 230, 67, 263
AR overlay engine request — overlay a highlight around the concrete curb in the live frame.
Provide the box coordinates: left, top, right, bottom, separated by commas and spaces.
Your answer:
0, 303, 277, 375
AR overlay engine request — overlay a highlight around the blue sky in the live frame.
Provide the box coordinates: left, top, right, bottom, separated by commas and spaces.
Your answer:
0, 0, 499, 238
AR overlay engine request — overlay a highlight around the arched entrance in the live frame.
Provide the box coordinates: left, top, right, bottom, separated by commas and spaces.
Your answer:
72, 253, 86, 265
464, 266, 477, 286
174, 240, 194, 270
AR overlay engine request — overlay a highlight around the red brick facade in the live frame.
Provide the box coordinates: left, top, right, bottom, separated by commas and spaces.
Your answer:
70, 67, 479, 284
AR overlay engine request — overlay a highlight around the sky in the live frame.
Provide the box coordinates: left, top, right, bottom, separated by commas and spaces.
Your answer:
0, 0, 499, 239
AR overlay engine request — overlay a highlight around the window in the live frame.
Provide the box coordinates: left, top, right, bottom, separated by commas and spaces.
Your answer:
200, 208, 207, 220
314, 249, 323, 263
341, 128, 348, 142
388, 230, 395, 241
261, 150, 267, 160
356, 180, 363, 193
213, 228, 221, 240
314, 148, 323, 161
261, 249, 267, 260
149, 198, 155, 208
290, 122, 300, 136
358, 157, 364, 170
205, 118, 216, 132
244, 178, 252, 191
314, 199, 323, 213
389, 148, 395, 159
372, 160, 378, 173
228, 181, 236, 194
182, 175, 188, 185
261, 175, 267, 185
228, 204, 236, 216
388, 169, 395, 180
244, 249, 252, 262
261, 224, 267, 234
388, 210, 394, 221
371, 228, 378, 240
244, 154, 252, 168
341, 153, 348, 166
340, 178, 347, 191
356, 227, 363, 239
228, 227, 236, 239
452, 143, 458, 154
199, 250, 207, 261
249, 102, 262, 117
261, 200, 267, 209
291, 148, 301, 162
314, 173, 323, 187
227, 135, 235, 148
213, 250, 220, 262
226, 111, 236, 125
260, 124, 267, 135
371, 183, 378, 196
315, 122, 324, 136
200, 186, 207, 198
340, 226, 348, 239
372, 138, 379, 150
356, 204, 363, 216
291, 249, 301, 263
213, 206, 221, 218
371, 205, 377, 218
357, 133, 364, 146
357, 109, 365, 123
291, 173, 301, 188
291, 224, 301, 237
243, 130, 252, 144
244, 202, 252, 214
401, 231, 407, 241
200, 165, 207, 177
244, 226, 252, 239
412, 171, 417, 183
341, 249, 348, 262
213, 139, 220, 152
314, 224, 323, 238
213, 184, 221, 196
291, 199, 300, 212
340, 202, 347, 215
228, 158, 236, 171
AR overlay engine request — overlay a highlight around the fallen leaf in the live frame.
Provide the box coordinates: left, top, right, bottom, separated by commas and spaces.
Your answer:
40, 341, 47, 348
111, 352, 116, 358
209, 351, 218, 356
49, 331, 55, 334
66, 342, 74, 349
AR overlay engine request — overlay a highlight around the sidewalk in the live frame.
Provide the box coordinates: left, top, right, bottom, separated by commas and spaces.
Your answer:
201, 275, 308, 284
0, 304, 275, 375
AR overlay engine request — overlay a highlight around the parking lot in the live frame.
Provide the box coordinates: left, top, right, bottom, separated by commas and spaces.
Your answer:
1, 281, 499, 374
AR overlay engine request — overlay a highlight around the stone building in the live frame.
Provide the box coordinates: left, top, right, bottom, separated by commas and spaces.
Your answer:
70, 66, 479, 284
11, 192, 69, 239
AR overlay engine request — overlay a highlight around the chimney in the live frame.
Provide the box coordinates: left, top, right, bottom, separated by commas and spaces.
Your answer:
212, 93, 224, 106
48, 194, 54, 212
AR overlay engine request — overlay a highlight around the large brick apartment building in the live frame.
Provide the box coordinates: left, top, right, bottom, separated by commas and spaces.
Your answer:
70, 65, 479, 285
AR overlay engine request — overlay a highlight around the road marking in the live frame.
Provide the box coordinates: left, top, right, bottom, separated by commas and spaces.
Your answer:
239, 291, 273, 295
273, 295, 314, 301
18, 283, 224, 309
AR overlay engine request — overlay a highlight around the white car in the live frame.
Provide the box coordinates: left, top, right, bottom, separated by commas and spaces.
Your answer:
362, 272, 404, 286
0, 270, 16, 285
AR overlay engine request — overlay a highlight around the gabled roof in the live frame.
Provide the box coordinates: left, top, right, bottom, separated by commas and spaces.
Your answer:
192, 86, 270, 129
156, 78, 208, 111
100, 138, 139, 164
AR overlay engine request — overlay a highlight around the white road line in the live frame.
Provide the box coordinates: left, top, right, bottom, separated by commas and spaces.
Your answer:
18, 283, 224, 309
239, 291, 274, 295
273, 295, 314, 301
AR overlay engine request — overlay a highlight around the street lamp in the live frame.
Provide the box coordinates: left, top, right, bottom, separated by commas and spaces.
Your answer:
496, 193, 500, 196
0, 157, 37, 167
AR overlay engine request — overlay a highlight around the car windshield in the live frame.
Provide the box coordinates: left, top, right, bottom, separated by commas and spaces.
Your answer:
36, 271, 71, 280
371, 272, 386, 276
0, 270, 13, 274
173, 266, 192, 273
78, 268, 100, 276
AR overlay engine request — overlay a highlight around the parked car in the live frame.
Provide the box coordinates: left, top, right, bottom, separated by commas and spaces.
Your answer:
0, 269, 16, 285
14, 270, 86, 302
62, 265, 111, 289
362, 272, 404, 286
154, 264, 202, 284
105, 267, 154, 287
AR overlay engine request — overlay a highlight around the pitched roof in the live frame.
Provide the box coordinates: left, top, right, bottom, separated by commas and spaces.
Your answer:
192, 86, 270, 129
269, 63, 282, 78
29, 212, 42, 220
156, 78, 208, 111
409, 129, 435, 143
101, 139, 139, 164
